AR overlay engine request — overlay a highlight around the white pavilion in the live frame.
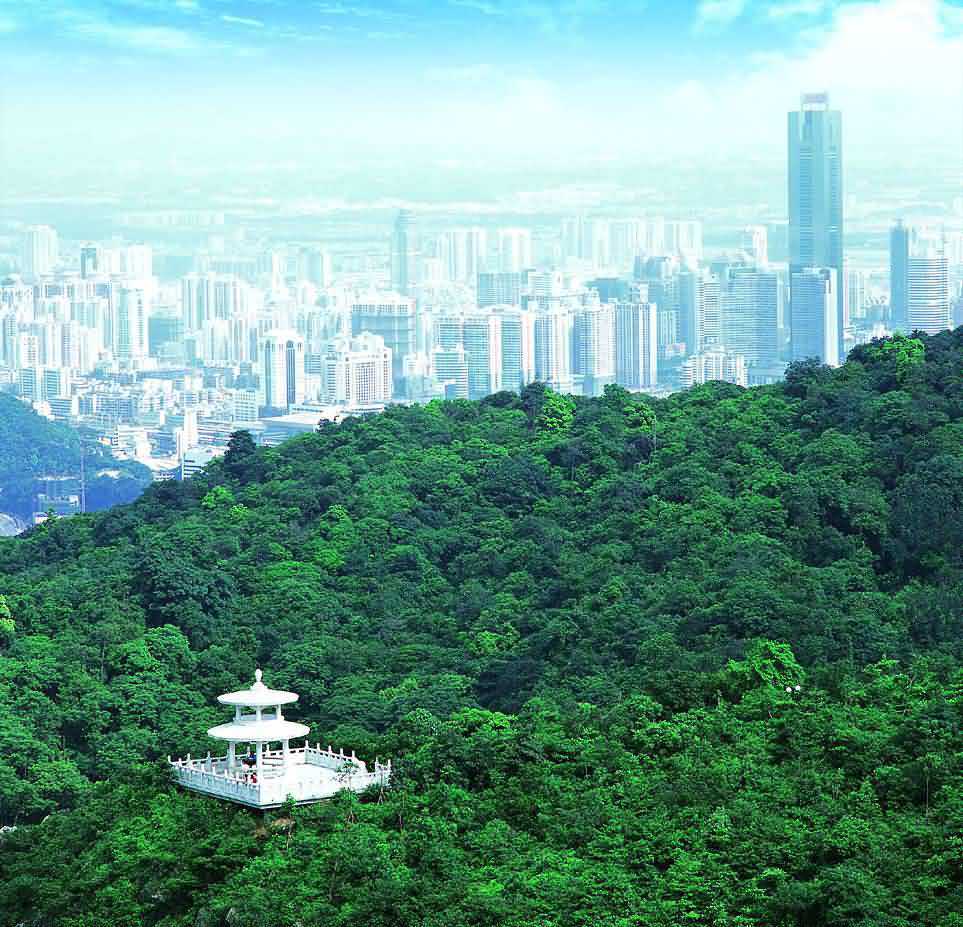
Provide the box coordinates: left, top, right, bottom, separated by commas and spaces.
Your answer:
169, 669, 390, 809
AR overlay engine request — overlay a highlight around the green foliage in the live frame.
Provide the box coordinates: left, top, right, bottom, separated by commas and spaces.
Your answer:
0, 328, 962, 925
0, 392, 151, 521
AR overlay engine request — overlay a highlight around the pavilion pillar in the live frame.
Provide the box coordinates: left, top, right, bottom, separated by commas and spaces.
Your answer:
282, 738, 290, 769
227, 741, 236, 771
256, 740, 263, 777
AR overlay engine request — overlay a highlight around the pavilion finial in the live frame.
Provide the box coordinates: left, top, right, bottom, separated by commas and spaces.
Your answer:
254, 668, 263, 686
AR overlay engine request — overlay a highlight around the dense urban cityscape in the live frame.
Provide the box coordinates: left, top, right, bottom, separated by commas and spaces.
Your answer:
1, 93, 961, 525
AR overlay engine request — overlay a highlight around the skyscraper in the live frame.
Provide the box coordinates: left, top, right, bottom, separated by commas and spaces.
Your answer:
724, 268, 781, 368
890, 220, 912, 330
463, 313, 502, 400
790, 268, 839, 367
534, 309, 574, 393
351, 294, 417, 391
573, 299, 616, 397
21, 226, 59, 279
615, 297, 659, 390
789, 93, 843, 358
496, 228, 533, 273
391, 210, 419, 295
890, 223, 952, 335
907, 252, 951, 336
262, 329, 305, 411
495, 306, 535, 392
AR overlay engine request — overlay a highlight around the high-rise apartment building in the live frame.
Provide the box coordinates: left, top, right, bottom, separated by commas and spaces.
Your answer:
494, 306, 535, 392
463, 313, 502, 400
679, 350, 748, 389
114, 286, 150, 360
439, 228, 488, 283
789, 93, 844, 358
614, 298, 659, 389
534, 309, 574, 393
573, 299, 616, 397
496, 228, 533, 273
478, 271, 528, 308
790, 268, 839, 366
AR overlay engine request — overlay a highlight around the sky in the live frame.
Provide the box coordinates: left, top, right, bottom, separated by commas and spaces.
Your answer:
1, 0, 962, 184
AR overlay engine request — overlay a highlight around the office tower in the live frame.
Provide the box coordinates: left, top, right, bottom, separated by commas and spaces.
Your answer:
790, 268, 839, 366
741, 226, 769, 267
432, 345, 470, 399
615, 298, 659, 389
391, 210, 419, 295
322, 333, 393, 407
478, 271, 527, 308
679, 350, 748, 389
534, 309, 574, 393
724, 269, 781, 367
21, 226, 59, 279
608, 219, 645, 270
495, 306, 536, 392
262, 329, 305, 410
80, 244, 102, 279
573, 300, 616, 397
907, 251, 951, 335
350, 294, 417, 390
463, 313, 503, 400
527, 270, 566, 310
496, 228, 533, 273
114, 286, 150, 360
789, 92, 844, 358
890, 223, 952, 335
679, 270, 722, 354
433, 312, 464, 350
439, 228, 488, 283
299, 247, 333, 288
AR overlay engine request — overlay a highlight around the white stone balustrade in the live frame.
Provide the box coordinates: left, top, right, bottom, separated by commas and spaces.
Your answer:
168, 671, 391, 809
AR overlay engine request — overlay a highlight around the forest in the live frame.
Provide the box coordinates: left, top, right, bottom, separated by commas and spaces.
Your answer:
0, 328, 961, 926
0, 392, 152, 522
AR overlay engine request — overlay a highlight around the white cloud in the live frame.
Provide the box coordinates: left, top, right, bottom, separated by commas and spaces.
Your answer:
765, 0, 829, 18
673, 0, 963, 157
221, 14, 265, 27
694, 0, 747, 31
69, 21, 202, 52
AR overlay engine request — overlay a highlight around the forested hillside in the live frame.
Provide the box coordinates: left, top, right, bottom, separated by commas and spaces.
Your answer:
0, 330, 961, 927
0, 392, 152, 521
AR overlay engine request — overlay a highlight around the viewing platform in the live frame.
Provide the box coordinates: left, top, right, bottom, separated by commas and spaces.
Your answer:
169, 670, 390, 809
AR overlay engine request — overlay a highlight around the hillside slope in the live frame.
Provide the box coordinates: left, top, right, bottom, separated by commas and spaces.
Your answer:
0, 330, 961, 927
0, 392, 152, 521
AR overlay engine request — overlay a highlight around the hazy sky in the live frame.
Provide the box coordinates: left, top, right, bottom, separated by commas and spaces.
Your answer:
1, 0, 962, 181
